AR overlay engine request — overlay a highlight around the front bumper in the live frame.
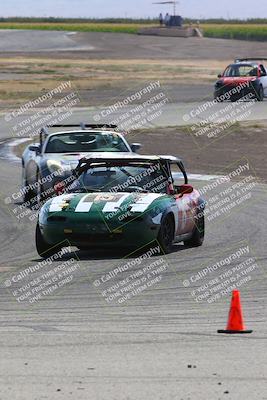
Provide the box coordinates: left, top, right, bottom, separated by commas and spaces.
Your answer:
39, 217, 160, 249
214, 81, 260, 100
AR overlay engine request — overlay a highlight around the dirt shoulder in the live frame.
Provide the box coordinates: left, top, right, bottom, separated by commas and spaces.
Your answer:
0, 57, 219, 108
130, 123, 267, 182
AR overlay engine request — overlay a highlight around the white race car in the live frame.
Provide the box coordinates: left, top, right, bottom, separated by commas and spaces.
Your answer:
21, 123, 141, 206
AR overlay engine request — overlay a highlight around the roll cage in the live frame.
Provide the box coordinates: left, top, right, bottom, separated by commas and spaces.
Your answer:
72, 156, 188, 185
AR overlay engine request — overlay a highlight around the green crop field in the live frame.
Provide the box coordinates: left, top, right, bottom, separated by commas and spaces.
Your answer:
0, 22, 153, 34
201, 24, 267, 41
0, 21, 266, 41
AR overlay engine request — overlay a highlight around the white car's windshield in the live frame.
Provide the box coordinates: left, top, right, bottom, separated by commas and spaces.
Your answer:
45, 132, 128, 153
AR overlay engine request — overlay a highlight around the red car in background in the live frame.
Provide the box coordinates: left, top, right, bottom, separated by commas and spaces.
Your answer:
214, 58, 267, 102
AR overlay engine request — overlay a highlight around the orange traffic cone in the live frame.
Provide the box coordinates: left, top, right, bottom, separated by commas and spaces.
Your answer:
217, 290, 253, 334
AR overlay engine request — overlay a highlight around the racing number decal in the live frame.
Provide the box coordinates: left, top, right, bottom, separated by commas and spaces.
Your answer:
74, 193, 129, 213
102, 194, 130, 212
62, 193, 165, 214
49, 194, 75, 212
75, 194, 95, 212
94, 194, 118, 202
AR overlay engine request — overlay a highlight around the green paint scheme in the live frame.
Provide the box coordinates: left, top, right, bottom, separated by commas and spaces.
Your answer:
39, 191, 176, 249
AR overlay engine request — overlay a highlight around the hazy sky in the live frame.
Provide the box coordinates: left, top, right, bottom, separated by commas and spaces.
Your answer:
1, 0, 267, 19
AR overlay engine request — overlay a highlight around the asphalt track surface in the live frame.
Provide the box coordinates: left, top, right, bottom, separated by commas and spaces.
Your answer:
0, 31, 267, 400
1, 30, 267, 60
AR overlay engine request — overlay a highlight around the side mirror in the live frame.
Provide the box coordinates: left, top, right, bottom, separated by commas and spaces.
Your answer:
29, 145, 41, 154
177, 184, 194, 195
217, 74, 222, 78
130, 143, 141, 153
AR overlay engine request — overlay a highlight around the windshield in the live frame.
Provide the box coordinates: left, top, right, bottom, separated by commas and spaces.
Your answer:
45, 132, 128, 153
223, 64, 258, 77
68, 163, 169, 194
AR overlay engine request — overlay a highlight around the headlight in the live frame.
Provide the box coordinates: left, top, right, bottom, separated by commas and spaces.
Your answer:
215, 80, 223, 87
47, 160, 62, 173
61, 161, 73, 171
39, 202, 50, 224
47, 160, 72, 174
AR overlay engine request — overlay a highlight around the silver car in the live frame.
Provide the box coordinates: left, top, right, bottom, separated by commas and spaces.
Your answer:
21, 124, 141, 206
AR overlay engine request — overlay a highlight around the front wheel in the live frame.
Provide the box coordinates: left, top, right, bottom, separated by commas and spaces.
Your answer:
184, 214, 205, 247
23, 180, 35, 203
214, 92, 223, 102
230, 95, 238, 102
36, 171, 44, 208
256, 85, 264, 101
157, 214, 174, 254
36, 223, 62, 258
23, 168, 35, 203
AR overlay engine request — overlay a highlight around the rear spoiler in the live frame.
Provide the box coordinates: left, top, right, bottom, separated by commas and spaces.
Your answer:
73, 156, 188, 184
235, 58, 267, 63
48, 123, 117, 129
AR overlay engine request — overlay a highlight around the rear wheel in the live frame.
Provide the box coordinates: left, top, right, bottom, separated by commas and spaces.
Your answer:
36, 223, 62, 258
184, 214, 205, 247
157, 214, 174, 254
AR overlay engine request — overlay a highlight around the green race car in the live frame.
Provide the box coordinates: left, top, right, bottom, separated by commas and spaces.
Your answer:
36, 154, 205, 257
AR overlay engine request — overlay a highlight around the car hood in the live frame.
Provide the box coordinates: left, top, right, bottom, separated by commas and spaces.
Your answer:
41, 192, 169, 229
47, 191, 166, 213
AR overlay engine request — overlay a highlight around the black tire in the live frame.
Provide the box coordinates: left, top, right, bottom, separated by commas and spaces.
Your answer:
256, 85, 264, 101
23, 169, 35, 203
23, 182, 35, 203
36, 223, 62, 258
184, 214, 205, 247
214, 93, 223, 102
36, 171, 44, 208
157, 214, 175, 254
230, 95, 238, 102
